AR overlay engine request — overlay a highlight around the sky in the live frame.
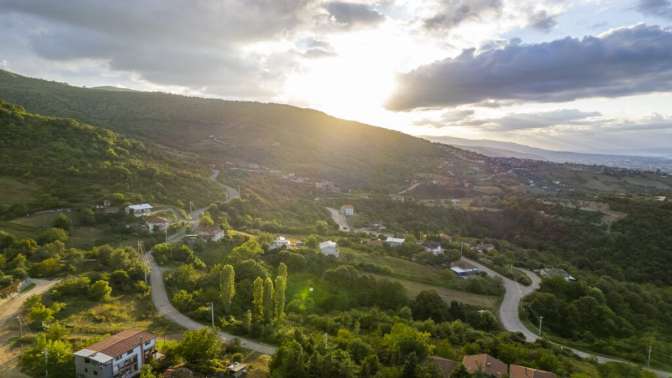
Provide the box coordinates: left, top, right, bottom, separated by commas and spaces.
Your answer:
1, 0, 672, 155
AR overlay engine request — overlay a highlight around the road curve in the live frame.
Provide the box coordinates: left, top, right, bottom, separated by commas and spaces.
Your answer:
461, 257, 671, 378
461, 257, 540, 342
146, 253, 277, 355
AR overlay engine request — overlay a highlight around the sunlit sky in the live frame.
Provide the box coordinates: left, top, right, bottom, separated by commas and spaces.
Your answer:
2, 0, 672, 155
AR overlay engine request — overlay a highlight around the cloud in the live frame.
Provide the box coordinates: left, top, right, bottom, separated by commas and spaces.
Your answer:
637, 0, 672, 19
387, 24, 672, 110
0, 0, 317, 97
415, 109, 475, 127
297, 38, 337, 58
464, 109, 601, 131
527, 10, 557, 32
423, 0, 503, 32
324, 1, 384, 27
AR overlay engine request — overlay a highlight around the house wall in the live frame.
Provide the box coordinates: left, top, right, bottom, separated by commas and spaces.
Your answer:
112, 339, 156, 376
75, 356, 114, 378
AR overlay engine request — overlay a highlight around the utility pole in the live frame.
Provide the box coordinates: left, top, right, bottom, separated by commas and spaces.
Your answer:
44, 349, 48, 378
648, 344, 652, 367
460, 241, 463, 259
538, 315, 544, 337
16, 316, 23, 337
210, 302, 215, 328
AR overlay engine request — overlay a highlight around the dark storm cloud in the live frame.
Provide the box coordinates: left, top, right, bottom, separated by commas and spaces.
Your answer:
324, 1, 384, 27
423, 0, 502, 31
0, 0, 316, 97
637, 0, 672, 19
528, 10, 557, 32
387, 24, 672, 110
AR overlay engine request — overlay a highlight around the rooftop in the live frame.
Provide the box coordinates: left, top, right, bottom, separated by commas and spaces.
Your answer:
79, 329, 155, 359
127, 203, 153, 210
509, 364, 557, 378
463, 354, 507, 377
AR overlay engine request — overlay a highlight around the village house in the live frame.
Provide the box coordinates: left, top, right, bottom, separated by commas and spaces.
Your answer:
451, 266, 481, 278
462, 354, 508, 377
319, 240, 339, 257
145, 216, 170, 234
384, 236, 405, 248
473, 242, 496, 253
509, 364, 557, 378
198, 227, 226, 242
270, 236, 291, 250
125, 203, 153, 217
74, 329, 156, 378
423, 241, 444, 255
429, 356, 458, 377
340, 204, 354, 216
226, 362, 248, 378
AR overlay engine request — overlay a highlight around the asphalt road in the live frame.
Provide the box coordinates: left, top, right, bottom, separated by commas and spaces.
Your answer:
147, 254, 277, 355
461, 257, 672, 378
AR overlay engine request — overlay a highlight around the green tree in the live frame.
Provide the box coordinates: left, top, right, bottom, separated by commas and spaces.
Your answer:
140, 365, 157, 378
264, 276, 275, 323
270, 340, 308, 378
89, 280, 112, 301
177, 328, 223, 373
37, 227, 69, 244
200, 211, 215, 228
220, 264, 235, 312
243, 309, 252, 334
252, 276, 265, 323
360, 354, 380, 378
274, 275, 286, 321
53, 213, 72, 231
20, 333, 74, 378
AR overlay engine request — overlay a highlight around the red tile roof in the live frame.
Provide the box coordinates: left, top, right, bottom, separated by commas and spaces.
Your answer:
462, 354, 508, 377
429, 356, 458, 378
86, 330, 155, 358
509, 364, 557, 378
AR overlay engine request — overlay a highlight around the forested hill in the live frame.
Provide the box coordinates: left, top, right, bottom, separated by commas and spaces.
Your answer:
1, 69, 671, 195
0, 69, 450, 189
0, 99, 224, 215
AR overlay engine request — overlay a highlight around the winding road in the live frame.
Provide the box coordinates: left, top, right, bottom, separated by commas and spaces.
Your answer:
147, 254, 277, 355
462, 257, 672, 377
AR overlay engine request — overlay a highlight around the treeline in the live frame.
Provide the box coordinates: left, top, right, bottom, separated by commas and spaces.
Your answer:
0, 99, 224, 216
525, 276, 672, 367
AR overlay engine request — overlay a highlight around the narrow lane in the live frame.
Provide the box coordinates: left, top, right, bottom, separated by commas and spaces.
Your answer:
147, 254, 277, 355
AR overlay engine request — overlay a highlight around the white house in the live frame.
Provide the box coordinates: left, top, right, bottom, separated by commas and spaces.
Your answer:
451, 266, 480, 278
385, 236, 405, 248
74, 329, 156, 378
424, 242, 444, 255
340, 204, 354, 217
270, 236, 291, 250
319, 240, 339, 257
125, 203, 153, 217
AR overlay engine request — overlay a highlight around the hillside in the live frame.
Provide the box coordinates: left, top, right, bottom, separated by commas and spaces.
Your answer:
425, 135, 672, 173
0, 100, 224, 216
1, 69, 671, 197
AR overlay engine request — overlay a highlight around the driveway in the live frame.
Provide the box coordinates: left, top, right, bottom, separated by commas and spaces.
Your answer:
326, 207, 350, 232
146, 254, 277, 355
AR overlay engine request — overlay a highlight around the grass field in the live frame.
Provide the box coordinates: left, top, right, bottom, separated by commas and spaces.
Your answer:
0, 177, 37, 206
342, 247, 456, 287
368, 273, 498, 310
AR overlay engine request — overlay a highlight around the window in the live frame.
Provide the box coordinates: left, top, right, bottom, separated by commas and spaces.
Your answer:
93, 371, 98, 376
84, 358, 91, 364
84, 368, 88, 373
